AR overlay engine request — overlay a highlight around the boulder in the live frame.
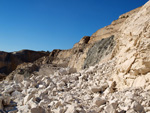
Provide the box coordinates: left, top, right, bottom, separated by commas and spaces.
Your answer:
17, 105, 30, 113
24, 93, 34, 105
100, 83, 109, 92
105, 102, 118, 113
11, 91, 22, 99
66, 105, 76, 113
4, 86, 15, 94
93, 97, 106, 107
91, 83, 108, 93
131, 101, 145, 113
90, 86, 101, 93
132, 76, 146, 87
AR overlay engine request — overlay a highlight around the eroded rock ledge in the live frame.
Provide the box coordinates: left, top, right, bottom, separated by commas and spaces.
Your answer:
0, 50, 49, 80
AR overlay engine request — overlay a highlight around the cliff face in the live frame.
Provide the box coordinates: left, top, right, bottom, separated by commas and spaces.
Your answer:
89, 7, 141, 44
47, 0, 150, 91
0, 50, 49, 79
47, 36, 91, 71
44, 6, 141, 72
112, 0, 150, 90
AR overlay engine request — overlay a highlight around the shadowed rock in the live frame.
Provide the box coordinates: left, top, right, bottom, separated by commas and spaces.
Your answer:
83, 35, 115, 68
0, 50, 49, 77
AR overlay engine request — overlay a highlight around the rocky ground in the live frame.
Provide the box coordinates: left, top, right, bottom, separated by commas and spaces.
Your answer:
0, 58, 149, 113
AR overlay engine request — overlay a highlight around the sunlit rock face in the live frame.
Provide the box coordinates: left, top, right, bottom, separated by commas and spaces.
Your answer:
88, 6, 141, 44
83, 35, 115, 68
44, 5, 141, 72
112, 0, 150, 90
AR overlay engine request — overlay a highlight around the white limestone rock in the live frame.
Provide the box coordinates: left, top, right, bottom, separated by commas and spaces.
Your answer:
105, 102, 118, 113
22, 80, 30, 88
11, 91, 22, 98
100, 83, 109, 92
65, 105, 76, 113
17, 104, 30, 113
4, 86, 15, 94
27, 98, 37, 109
24, 93, 34, 105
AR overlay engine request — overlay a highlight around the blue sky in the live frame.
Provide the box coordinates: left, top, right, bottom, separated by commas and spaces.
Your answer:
0, 0, 148, 52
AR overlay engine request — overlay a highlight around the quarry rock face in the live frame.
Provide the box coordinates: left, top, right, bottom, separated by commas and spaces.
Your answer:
1, 1, 150, 113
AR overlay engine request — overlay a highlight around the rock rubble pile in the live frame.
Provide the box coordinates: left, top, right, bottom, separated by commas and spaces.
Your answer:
0, 58, 150, 113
